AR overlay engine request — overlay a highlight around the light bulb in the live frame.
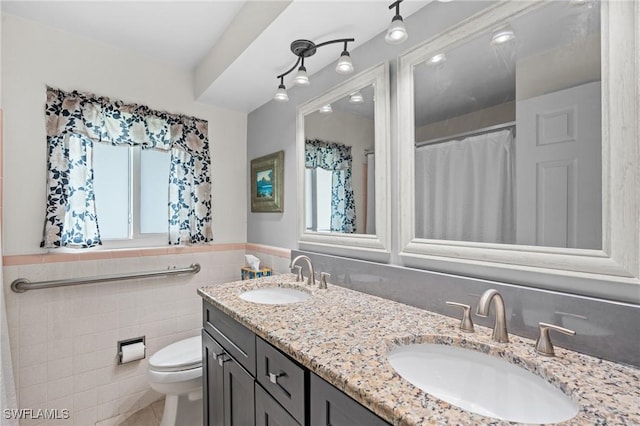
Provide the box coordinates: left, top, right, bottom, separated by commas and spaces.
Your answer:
385, 17, 408, 45
427, 53, 446, 65
349, 91, 364, 104
335, 51, 354, 74
274, 84, 288, 102
491, 28, 515, 46
293, 66, 310, 86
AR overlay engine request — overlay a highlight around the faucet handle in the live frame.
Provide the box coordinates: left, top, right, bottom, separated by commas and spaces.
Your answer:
535, 322, 576, 357
292, 265, 303, 282
319, 272, 330, 289
446, 301, 475, 333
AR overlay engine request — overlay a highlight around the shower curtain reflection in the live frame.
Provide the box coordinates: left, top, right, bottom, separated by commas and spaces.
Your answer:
415, 128, 514, 244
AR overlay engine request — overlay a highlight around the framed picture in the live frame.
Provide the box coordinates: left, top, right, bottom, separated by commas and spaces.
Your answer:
251, 150, 284, 212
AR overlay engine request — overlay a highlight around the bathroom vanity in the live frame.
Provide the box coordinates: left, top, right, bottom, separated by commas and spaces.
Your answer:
199, 274, 640, 425
201, 300, 388, 426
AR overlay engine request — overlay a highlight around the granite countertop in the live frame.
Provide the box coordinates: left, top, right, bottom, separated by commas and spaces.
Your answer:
198, 274, 640, 425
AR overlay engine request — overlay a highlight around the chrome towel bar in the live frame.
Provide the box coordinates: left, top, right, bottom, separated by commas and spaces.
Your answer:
10, 263, 201, 293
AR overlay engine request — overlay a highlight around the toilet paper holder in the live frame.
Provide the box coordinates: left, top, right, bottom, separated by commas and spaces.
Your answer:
118, 336, 146, 364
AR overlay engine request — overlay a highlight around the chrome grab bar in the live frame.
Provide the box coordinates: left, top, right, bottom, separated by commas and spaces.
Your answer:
10, 263, 201, 293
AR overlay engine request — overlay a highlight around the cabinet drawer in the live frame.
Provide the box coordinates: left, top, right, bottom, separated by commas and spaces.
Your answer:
256, 337, 306, 424
203, 301, 256, 375
255, 383, 300, 426
310, 373, 390, 426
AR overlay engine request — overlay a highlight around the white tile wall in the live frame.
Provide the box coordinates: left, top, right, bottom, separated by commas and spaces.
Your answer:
245, 249, 292, 275
3, 249, 248, 425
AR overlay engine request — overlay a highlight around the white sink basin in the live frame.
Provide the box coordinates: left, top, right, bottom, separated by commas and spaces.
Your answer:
239, 287, 310, 305
388, 343, 578, 424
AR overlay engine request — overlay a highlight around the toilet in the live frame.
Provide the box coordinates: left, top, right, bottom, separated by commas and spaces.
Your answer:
147, 336, 203, 426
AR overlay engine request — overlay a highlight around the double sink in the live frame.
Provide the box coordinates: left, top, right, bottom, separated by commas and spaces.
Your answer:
237, 282, 578, 424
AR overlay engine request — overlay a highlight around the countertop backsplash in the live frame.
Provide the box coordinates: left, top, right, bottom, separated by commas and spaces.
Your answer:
292, 250, 640, 368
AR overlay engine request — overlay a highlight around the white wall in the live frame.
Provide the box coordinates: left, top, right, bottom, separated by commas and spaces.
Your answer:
1, 13, 248, 255
415, 101, 515, 143
3, 250, 245, 425
516, 33, 600, 101
1, 12, 250, 424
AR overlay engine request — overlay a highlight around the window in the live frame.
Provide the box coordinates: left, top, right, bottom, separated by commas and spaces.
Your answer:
305, 167, 333, 232
42, 87, 213, 249
93, 143, 170, 247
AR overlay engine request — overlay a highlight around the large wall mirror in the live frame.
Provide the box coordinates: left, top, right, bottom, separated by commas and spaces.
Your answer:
398, 1, 639, 303
297, 62, 390, 258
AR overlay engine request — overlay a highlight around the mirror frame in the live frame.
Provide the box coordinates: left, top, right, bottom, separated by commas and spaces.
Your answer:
398, 2, 640, 303
297, 62, 391, 260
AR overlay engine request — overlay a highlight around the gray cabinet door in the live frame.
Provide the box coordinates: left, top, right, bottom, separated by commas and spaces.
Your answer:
203, 331, 225, 426
203, 329, 256, 426
310, 373, 389, 426
255, 384, 300, 426
223, 354, 255, 426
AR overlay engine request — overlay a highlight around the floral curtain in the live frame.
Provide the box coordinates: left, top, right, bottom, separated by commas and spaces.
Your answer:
305, 139, 356, 233
41, 87, 213, 248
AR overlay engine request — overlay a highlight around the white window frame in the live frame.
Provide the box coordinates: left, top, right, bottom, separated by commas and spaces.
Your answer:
96, 145, 170, 249
305, 167, 333, 233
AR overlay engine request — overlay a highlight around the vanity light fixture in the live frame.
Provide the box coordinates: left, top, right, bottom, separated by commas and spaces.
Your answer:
293, 56, 310, 86
273, 38, 355, 102
319, 104, 333, 113
274, 76, 289, 102
336, 42, 354, 74
349, 91, 364, 104
385, 0, 408, 45
490, 27, 516, 46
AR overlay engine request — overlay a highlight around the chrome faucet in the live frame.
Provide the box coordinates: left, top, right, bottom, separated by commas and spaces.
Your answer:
290, 255, 315, 286
535, 322, 576, 357
476, 289, 509, 343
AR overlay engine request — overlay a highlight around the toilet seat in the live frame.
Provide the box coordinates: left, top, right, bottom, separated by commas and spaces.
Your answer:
147, 365, 202, 385
149, 336, 202, 372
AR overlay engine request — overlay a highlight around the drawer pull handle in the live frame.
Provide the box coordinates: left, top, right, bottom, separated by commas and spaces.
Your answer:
215, 352, 230, 367
269, 371, 285, 384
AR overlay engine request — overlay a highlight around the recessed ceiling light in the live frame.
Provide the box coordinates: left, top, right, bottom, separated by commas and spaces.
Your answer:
427, 53, 446, 65
491, 28, 515, 46
349, 91, 364, 104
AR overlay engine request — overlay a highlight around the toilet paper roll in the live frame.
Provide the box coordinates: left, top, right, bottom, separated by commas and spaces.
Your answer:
120, 341, 146, 363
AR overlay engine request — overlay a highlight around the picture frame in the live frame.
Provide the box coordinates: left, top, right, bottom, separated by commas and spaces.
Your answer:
251, 150, 284, 212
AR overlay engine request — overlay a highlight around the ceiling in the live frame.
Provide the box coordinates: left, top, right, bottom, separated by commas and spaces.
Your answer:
1, 0, 431, 114
413, 0, 601, 127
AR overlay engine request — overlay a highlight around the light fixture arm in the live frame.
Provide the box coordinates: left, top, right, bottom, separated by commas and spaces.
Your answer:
277, 56, 302, 80
313, 37, 354, 50
389, 0, 403, 17
275, 38, 355, 81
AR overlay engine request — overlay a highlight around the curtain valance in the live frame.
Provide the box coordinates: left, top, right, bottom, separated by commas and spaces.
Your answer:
305, 139, 352, 171
46, 87, 209, 158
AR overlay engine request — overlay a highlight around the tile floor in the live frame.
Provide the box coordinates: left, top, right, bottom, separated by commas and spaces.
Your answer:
95, 399, 163, 426
119, 400, 163, 426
